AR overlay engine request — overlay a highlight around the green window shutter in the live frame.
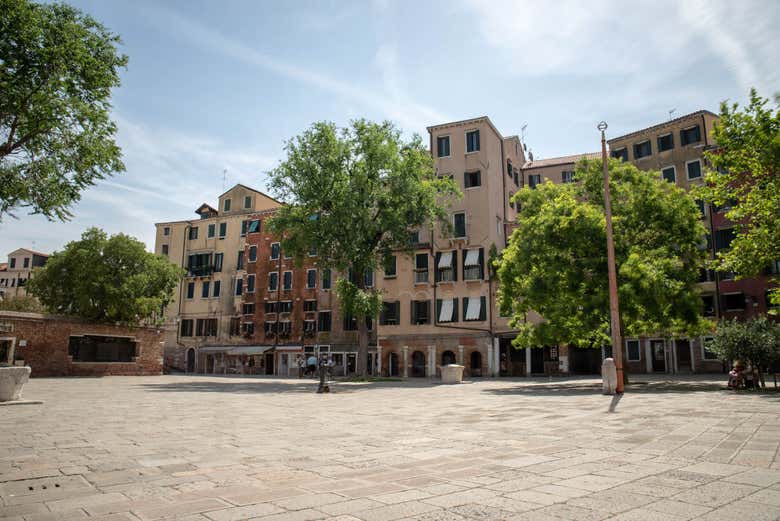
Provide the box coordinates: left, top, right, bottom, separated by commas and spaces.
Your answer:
411, 301, 415, 325
479, 296, 487, 321
435, 252, 441, 282
436, 299, 442, 322
452, 252, 458, 281
478, 248, 485, 279
452, 299, 459, 322
462, 297, 468, 321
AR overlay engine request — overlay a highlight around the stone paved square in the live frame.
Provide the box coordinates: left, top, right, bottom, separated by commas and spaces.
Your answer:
1, 375, 779, 520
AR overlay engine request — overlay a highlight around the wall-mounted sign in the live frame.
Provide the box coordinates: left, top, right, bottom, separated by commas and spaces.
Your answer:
18, 340, 27, 347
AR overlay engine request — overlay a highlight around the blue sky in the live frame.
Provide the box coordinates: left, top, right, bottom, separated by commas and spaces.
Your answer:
2, 0, 779, 258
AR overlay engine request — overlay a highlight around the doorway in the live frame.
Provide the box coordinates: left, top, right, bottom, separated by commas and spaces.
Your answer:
265, 353, 275, 375
206, 355, 214, 374
411, 350, 426, 377
470, 351, 482, 376
651, 340, 666, 372
346, 353, 357, 375
676, 339, 691, 372
531, 347, 544, 374
442, 350, 456, 366
279, 353, 289, 376
186, 348, 195, 373
389, 352, 399, 376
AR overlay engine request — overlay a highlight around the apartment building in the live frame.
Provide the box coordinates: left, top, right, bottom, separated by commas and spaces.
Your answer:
154, 184, 282, 372
0, 249, 49, 299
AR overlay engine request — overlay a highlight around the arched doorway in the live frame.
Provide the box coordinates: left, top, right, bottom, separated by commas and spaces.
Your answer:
411, 350, 426, 377
186, 348, 195, 373
470, 351, 482, 377
388, 352, 399, 377
441, 350, 456, 366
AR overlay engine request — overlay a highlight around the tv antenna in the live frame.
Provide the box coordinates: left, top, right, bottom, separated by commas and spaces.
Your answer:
222, 169, 228, 191
668, 108, 676, 121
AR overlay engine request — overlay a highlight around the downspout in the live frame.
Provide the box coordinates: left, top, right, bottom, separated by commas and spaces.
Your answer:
176, 221, 193, 347
702, 113, 721, 320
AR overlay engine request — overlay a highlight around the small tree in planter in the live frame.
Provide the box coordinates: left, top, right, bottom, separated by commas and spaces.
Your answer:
707, 317, 780, 389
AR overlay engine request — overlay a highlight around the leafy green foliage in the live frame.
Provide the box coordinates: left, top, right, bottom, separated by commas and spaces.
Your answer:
497, 158, 709, 349
27, 228, 183, 325
0, 0, 127, 220
706, 317, 780, 386
267, 119, 459, 374
0, 294, 43, 313
699, 89, 780, 306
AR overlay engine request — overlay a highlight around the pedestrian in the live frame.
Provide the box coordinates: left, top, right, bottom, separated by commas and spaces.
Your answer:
296, 355, 305, 378
307, 354, 317, 377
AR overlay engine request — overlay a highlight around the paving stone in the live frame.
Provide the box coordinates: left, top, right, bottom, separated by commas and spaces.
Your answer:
274, 493, 348, 511
318, 498, 384, 516
203, 502, 284, 520
643, 499, 713, 520
133, 498, 230, 520
695, 501, 780, 521
356, 500, 441, 521
671, 481, 760, 507
422, 488, 497, 508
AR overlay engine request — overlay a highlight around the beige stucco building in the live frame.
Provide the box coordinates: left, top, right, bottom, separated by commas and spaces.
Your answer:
0, 248, 49, 300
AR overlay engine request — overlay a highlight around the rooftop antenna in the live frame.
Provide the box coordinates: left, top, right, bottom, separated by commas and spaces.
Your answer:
521, 123, 528, 151
222, 169, 228, 191
668, 108, 676, 121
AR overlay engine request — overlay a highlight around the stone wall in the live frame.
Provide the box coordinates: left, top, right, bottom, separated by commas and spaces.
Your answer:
0, 311, 163, 377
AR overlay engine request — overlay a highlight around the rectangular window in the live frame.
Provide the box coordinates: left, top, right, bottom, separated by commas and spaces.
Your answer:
223, 198, 231, 211
464, 170, 481, 188
307, 269, 317, 289
213, 253, 223, 272
196, 318, 218, 337
235, 278, 243, 296
201, 281, 210, 298
514, 167, 520, 187
657, 133, 674, 152
633, 140, 652, 159
248, 245, 257, 262
463, 248, 484, 280
161, 244, 169, 256
229, 317, 241, 336
561, 171, 574, 183
187, 253, 213, 276
696, 199, 707, 218
10, 258, 16, 268
271, 242, 280, 260
264, 301, 277, 314
343, 315, 358, 331
380, 301, 400, 325
384, 255, 397, 278
453, 212, 466, 238
303, 319, 316, 336
437, 135, 450, 157
466, 130, 480, 153
611, 148, 628, 162
247, 274, 255, 293
241, 220, 247, 237
364, 270, 373, 288
702, 337, 718, 360
269, 272, 279, 291
701, 295, 715, 316
188, 227, 198, 240
303, 300, 317, 312
415, 253, 429, 284
626, 339, 641, 361
680, 125, 701, 146
722, 292, 745, 311
241, 322, 255, 336
208, 224, 215, 238
662, 166, 676, 183
412, 300, 430, 325
409, 230, 420, 244
243, 302, 255, 315
283, 271, 292, 290
213, 280, 221, 297
308, 245, 317, 257
279, 301, 292, 313
463, 296, 486, 321
264, 321, 277, 337
186, 282, 195, 299
436, 251, 457, 283
322, 268, 331, 290
528, 174, 541, 189
686, 160, 702, 180
237, 250, 244, 270
318, 311, 332, 332
180, 319, 193, 337
218, 222, 227, 238
244, 195, 252, 208
23, 257, 29, 268
163, 227, 170, 236
248, 219, 261, 234
436, 298, 458, 323
714, 228, 735, 250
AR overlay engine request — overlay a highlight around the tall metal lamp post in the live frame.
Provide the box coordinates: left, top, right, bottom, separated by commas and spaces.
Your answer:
598, 121, 624, 393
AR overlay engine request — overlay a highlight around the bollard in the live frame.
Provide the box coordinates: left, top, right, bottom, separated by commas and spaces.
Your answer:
602, 357, 617, 395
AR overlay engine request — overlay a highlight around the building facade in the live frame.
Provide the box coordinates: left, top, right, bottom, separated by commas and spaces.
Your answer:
0, 249, 49, 299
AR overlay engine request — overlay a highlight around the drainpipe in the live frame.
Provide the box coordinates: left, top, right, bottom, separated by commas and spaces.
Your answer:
176, 221, 194, 347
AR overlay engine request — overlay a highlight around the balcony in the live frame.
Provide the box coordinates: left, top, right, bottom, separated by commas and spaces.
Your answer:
414, 270, 428, 284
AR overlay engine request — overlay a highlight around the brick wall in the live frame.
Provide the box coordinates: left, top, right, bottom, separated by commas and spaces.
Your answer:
0, 311, 163, 377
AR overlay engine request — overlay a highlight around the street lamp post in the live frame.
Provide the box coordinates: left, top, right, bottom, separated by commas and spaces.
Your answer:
598, 122, 624, 393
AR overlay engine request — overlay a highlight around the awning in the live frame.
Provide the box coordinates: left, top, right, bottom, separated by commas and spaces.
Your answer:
226, 345, 274, 356
438, 251, 453, 269
276, 345, 304, 352
466, 297, 481, 321
198, 346, 232, 353
439, 298, 454, 322
464, 249, 479, 267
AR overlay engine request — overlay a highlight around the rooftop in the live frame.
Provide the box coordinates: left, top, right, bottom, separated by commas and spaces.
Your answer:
522, 152, 600, 169
608, 109, 718, 143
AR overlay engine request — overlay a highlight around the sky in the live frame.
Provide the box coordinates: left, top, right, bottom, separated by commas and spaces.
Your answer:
2, 0, 779, 259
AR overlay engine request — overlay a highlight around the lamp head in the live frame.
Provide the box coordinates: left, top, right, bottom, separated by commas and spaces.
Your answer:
597, 121, 608, 132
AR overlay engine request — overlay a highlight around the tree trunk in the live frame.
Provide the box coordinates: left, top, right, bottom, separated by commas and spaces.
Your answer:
357, 318, 369, 378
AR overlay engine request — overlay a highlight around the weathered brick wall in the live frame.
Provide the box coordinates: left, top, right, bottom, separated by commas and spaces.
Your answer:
0, 311, 163, 377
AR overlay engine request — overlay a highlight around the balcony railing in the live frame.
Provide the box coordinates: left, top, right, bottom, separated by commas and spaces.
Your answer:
414, 270, 428, 283
464, 266, 481, 280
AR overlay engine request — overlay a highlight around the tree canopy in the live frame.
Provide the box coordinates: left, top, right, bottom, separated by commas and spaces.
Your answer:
497, 158, 709, 350
0, 0, 127, 220
706, 317, 780, 388
27, 228, 183, 325
699, 89, 780, 306
267, 119, 459, 375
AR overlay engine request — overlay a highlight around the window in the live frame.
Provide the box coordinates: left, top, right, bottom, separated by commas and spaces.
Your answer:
213, 280, 221, 298
308, 245, 317, 257
161, 244, 169, 256
415, 253, 429, 283
657, 133, 674, 152
241, 322, 255, 336
9, 258, 16, 268
561, 171, 574, 183
248, 245, 257, 262
364, 270, 373, 288
248, 220, 261, 234
264, 321, 277, 337
453, 212, 466, 238
163, 227, 170, 236
318, 311, 332, 332
207, 224, 215, 238
680, 125, 701, 146
240, 303, 255, 315
722, 292, 745, 311
611, 148, 628, 162
436, 251, 457, 283
463, 248, 484, 280
244, 195, 252, 208
269, 272, 279, 291
265, 301, 278, 314
186, 282, 195, 299
343, 315, 358, 331
384, 255, 397, 278
514, 167, 520, 187
701, 295, 715, 316
466, 130, 480, 153
410, 230, 420, 244
237, 250, 244, 270
625, 339, 641, 361
662, 166, 676, 183
686, 160, 702, 180
303, 300, 317, 312
633, 140, 652, 159
218, 222, 227, 238
463, 296, 486, 321
235, 278, 243, 296
464, 170, 481, 188
322, 268, 331, 290
23, 258, 29, 268
714, 228, 735, 250
247, 274, 255, 293
702, 337, 718, 360
696, 199, 706, 218
201, 281, 210, 298
279, 321, 291, 337
188, 227, 199, 240
307, 269, 317, 289
271, 242, 280, 260
528, 174, 541, 189
214, 253, 223, 272
229, 317, 241, 336
437, 135, 450, 157
412, 300, 430, 325
380, 301, 400, 325
283, 271, 292, 290
196, 318, 218, 337
223, 198, 231, 211
241, 220, 248, 237
303, 320, 316, 336
180, 319, 193, 337
436, 298, 458, 323
187, 253, 212, 276
507, 160, 513, 179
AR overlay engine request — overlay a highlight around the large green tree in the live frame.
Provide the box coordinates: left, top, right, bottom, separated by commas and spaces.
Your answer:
0, 0, 127, 220
27, 228, 183, 325
699, 89, 780, 306
267, 120, 459, 376
497, 158, 709, 350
